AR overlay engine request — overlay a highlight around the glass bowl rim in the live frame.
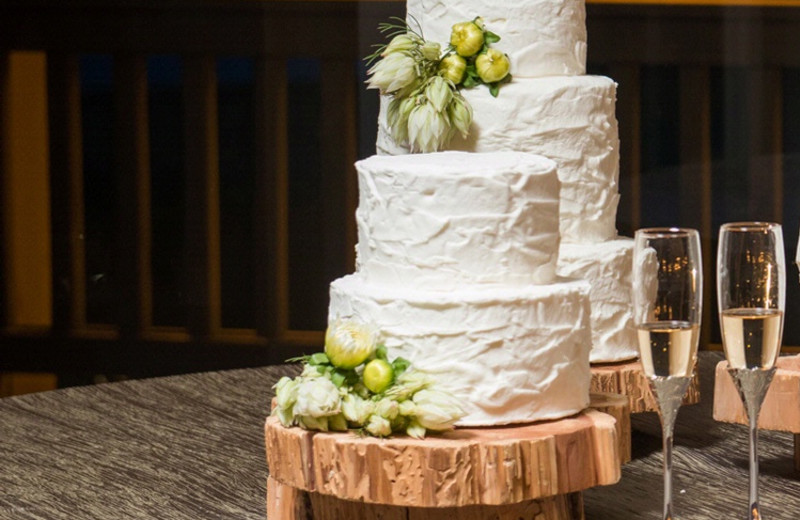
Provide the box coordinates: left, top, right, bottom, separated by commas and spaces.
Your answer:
719, 221, 782, 233
634, 227, 699, 238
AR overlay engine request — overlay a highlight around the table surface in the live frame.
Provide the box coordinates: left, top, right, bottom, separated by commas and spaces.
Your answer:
2, 351, 799, 519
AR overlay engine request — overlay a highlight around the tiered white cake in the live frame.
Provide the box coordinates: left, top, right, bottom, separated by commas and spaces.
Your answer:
376, 0, 638, 363
329, 152, 592, 426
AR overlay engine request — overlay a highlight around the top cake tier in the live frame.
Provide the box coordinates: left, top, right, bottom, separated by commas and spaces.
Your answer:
406, 0, 587, 78
355, 151, 561, 290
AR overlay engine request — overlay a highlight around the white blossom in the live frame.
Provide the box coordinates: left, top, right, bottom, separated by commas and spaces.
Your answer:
374, 398, 400, 421
365, 414, 392, 437
448, 94, 473, 139
406, 420, 427, 439
274, 406, 295, 428
366, 52, 418, 94
420, 41, 441, 62
411, 389, 465, 431
300, 363, 323, 379
388, 95, 419, 146
341, 393, 374, 424
386, 370, 432, 401
383, 34, 416, 56
324, 319, 378, 369
292, 377, 341, 418
407, 102, 450, 153
425, 76, 453, 114
274, 376, 300, 411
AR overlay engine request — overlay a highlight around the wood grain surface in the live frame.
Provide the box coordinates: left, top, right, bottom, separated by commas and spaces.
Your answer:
266, 477, 587, 520
265, 408, 620, 506
2, 352, 800, 519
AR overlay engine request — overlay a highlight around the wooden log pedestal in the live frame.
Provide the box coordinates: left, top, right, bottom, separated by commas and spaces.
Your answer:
265, 394, 627, 520
591, 358, 701, 414
712, 355, 800, 472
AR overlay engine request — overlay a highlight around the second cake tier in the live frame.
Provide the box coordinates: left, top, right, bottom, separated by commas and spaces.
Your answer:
355, 151, 561, 290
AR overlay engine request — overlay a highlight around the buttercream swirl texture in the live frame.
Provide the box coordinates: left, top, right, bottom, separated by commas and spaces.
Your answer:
330, 275, 592, 426
355, 152, 561, 289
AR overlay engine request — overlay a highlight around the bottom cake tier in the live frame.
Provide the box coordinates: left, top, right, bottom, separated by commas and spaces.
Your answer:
557, 238, 638, 363
328, 274, 592, 426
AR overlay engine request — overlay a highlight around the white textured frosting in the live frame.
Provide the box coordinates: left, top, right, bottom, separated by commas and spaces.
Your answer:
557, 239, 638, 363
355, 152, 561, 289
377, 75, 621, 243
406, 0, 586, 77
329, 274, 592, 426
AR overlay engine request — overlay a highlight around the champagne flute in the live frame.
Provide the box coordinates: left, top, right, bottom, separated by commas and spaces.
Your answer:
633, 228, 702, 520
717, 222, 785, 520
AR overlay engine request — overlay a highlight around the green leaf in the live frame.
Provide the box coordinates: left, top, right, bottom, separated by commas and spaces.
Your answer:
375, 344, 389, 361
285, 354, 310, 364
489, 83, 500, 97
392, 357, 411, 377
309, 352, 330, 365
484, 31, 501, 44
331, 370, 347, 388
462, 75, 479, 88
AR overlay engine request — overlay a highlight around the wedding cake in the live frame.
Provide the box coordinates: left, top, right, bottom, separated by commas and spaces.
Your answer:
375, 0, 638, 363
328, 0, 635, 426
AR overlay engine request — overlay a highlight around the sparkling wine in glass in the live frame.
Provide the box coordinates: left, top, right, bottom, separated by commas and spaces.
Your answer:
717, 222, 785, 520
632, 228, 702, 520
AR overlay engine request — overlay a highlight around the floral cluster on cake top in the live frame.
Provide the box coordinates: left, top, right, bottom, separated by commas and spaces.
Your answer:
366, 17, 511, 153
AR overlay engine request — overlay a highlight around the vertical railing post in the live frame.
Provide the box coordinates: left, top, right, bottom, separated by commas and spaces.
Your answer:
114, 54, 153, 338
746, 67, 783, 223
679, 65, 713, 349
253, 57, 290, 342
47, 53, 87, 333
183, 54, 222, 339
0, 52, 9, 329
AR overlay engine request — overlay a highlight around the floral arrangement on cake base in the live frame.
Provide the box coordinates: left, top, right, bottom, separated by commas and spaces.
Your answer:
273, 319, 465, 438
366, 16, 511, 153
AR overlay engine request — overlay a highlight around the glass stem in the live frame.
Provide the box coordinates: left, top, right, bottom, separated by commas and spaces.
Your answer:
728, 367, 775, 520
748, 409, 760, 520
661, 424, 675, 520
651, 376, 689, 520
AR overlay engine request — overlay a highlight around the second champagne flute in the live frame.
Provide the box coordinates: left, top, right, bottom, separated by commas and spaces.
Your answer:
717, 222, 785, 520
632, 228, 702, 520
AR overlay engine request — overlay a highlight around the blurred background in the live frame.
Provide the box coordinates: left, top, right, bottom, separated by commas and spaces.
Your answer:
1, 0, 799, 396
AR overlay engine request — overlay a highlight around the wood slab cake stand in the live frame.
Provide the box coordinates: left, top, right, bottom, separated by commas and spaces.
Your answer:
265, 394, 627, 519
591, 358, 701, 413
712, 354, 800, 471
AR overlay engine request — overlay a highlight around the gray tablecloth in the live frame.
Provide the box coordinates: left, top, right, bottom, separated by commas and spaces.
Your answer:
1, 351, 798, 519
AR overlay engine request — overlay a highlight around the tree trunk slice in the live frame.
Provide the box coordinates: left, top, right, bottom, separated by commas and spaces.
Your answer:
267, 477, 585, 520
589, 392, 631, 464
590, 358, 701, 413
712, 355, 800, 470
265, 409, 620, 508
